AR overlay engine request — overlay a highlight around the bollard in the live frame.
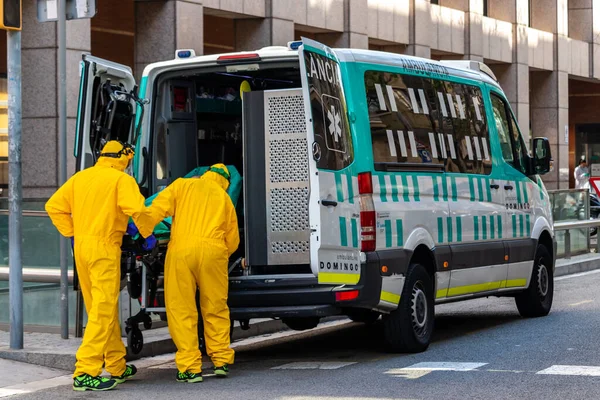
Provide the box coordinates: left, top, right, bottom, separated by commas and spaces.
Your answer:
565, 229, 571, 260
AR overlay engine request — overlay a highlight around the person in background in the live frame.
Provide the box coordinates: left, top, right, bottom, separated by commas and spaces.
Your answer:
45, 140, 157, 392
146, 163, 239, 384
575, 157, 590, 190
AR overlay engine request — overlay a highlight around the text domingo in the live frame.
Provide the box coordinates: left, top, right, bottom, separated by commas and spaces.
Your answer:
320, 261, 360, 271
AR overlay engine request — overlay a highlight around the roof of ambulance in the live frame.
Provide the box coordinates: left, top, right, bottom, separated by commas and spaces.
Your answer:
142, 46, 499, 87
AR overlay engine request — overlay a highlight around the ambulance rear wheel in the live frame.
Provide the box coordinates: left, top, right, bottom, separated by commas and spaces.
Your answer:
383, 263, 434, 353
515, 244, 553, 318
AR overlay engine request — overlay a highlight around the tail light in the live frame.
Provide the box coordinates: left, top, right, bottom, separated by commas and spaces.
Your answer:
358, 171, 376, 252
335, 290, 359, 302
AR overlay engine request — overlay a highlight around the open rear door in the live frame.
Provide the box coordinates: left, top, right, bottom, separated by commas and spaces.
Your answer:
74, 55, 140, 173
299, 39, 361, 285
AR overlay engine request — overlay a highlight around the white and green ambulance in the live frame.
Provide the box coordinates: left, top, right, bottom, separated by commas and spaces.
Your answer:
75, 38, 555, 353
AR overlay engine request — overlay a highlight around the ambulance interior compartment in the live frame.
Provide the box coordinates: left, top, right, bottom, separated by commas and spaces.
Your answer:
151, 60, 309, 275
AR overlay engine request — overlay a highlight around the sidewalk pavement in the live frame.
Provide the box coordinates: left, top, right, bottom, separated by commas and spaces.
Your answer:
1, 252, 599, 372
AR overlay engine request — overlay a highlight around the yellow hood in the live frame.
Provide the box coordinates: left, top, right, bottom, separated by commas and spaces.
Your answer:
96, 141, 130, 172
200, 163, 230, 191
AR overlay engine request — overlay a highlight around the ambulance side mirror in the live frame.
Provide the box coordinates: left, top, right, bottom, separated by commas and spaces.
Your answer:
533, 137, 552, 175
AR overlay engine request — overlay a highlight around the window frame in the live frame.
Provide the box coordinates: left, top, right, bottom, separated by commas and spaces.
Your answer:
363, 68, 493, 175
489, 92, 531, 176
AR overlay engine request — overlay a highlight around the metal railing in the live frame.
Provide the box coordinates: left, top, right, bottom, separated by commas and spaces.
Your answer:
553, 219, 600, 259
0, 266, 73, 283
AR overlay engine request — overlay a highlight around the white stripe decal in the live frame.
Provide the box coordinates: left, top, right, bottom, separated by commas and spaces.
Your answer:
428, 132, 438, 159
418, 89, 429, 114
384, 175, 393, 203
447, 134, 457, 159
481, 137, 490, 161
408, 131, 418, 158
473, 136, 482, 160
408, 88, 420, 113
473, 97, 483, 121
386, 85, 398, 112
397, 130, 408, 158
465, 136, 474, 160
446, 93, 457, 118
341, 172, 349, 200
375, 84, 387, 111
438, 133, 447, 158
386, 129, 397, 157
456, 95, 466, 119
437, 92, 448, 117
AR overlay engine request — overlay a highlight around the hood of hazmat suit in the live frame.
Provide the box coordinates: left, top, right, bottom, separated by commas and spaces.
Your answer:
45, 140, 157, 379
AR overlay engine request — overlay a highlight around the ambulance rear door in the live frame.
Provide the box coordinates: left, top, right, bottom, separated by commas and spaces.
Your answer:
74, 55, 143, 173
298, 38, 362, 286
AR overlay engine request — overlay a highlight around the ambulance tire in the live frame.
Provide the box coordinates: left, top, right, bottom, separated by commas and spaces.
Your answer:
515, 244, 553, 318
383, 263, 434, 353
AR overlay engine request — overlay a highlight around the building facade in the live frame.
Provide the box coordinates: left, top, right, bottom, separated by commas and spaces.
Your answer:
0, 0, 598, 197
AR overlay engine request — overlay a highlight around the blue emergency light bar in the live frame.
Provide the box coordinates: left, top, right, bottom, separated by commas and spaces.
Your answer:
175, 49, 196, 59
288, 41, 303, 51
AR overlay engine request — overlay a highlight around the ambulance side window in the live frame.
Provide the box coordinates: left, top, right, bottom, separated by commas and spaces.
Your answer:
490, 94, 528, 175
364, 70, 491, 174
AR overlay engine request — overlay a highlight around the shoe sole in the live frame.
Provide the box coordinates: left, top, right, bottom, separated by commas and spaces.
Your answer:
72, 382, 118, 392
113, 374, 136, 384
214, 371, 228, 378
176, 377, 203, 383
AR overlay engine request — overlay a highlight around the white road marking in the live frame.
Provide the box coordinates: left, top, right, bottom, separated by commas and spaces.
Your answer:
473, 136, 482, 160
386, 85, 398, 112
272, 361, 357, 370
537, 365, 600, 377
447, 134, 457, 159
399, 362, 488, 371
374, 84, 387, 111
0, 376, 72, 398
481, 137, 490, 161
438, 133, 447, 158
569, 300, 593, 306
556, 269, 600, 280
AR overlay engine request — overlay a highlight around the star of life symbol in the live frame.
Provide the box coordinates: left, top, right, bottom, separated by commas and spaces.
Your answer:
321, 94, 346, 154
327, 105, 342, 143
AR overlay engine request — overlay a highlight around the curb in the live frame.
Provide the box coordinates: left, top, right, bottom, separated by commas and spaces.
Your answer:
554, 253, 600, 277
0, 318, 321, 371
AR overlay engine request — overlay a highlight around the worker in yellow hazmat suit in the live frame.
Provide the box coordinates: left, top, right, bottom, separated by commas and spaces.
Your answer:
45, 141, 157, 392
146, 163, 239, 383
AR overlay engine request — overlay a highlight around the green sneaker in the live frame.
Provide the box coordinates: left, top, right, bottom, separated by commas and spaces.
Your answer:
73, 374, 118, 392
214, 365, 229, 378
176, 371, 203, 383
111, 364, 137, 384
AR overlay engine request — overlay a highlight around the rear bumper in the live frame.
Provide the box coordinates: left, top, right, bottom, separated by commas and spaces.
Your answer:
228, 253, 388, 319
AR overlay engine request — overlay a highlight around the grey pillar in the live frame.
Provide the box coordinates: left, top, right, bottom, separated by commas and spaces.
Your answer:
20, 1, 91, 198
135, 0, 204, 78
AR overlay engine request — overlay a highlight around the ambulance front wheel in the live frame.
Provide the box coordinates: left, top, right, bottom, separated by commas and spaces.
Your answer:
383, 263, 434, 353
515, 244, 553, 318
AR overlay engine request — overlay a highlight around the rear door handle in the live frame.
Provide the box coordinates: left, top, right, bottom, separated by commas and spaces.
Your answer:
321, 200, 338, 207
504, 185, 514, 190
490, 184, 500, 190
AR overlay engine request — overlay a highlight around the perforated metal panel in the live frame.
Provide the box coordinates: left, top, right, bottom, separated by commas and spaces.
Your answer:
264, 89, 310, 265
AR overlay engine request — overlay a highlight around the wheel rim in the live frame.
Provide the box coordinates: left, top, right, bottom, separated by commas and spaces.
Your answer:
536, 260, 549, 298
411, 281, 428, 337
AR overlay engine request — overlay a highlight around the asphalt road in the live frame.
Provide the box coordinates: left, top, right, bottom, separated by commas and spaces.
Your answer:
12, 269, 600, 400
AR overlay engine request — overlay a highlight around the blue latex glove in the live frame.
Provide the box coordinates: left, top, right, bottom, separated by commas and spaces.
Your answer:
142, 235, 157, 251
126, 222, 139, 237
70, 237, 74, 248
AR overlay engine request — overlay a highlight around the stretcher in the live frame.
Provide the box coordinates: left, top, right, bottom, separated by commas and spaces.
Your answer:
121, 165, 245, 355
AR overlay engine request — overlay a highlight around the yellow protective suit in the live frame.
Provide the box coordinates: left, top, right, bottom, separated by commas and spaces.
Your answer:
45, 141, 156, 379
147, 164, 239, 374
